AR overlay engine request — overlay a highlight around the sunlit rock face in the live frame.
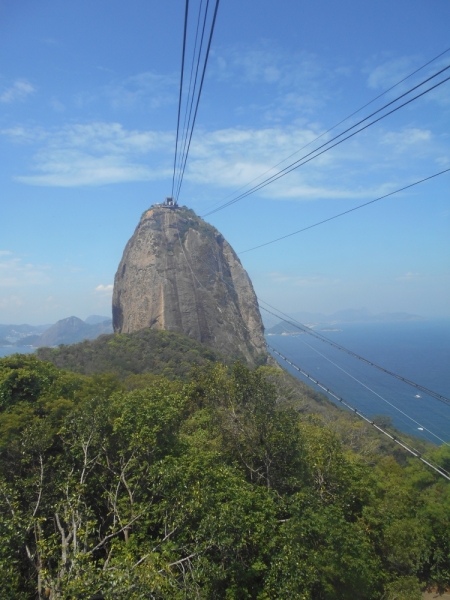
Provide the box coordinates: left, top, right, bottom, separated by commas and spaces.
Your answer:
112, 205, 266, 364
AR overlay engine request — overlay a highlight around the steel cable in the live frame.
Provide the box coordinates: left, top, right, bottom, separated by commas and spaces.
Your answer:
203, 66, 450, 216
203, 46, 450, 212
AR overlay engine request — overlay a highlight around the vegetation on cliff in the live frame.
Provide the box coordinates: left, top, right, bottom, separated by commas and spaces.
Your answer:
0, 352, 449, 599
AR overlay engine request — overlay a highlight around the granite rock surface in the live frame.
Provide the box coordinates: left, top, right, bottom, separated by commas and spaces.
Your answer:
112, 206, 266, 363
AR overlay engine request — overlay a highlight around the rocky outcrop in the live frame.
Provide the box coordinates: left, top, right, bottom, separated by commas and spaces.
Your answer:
112, 206, 266, 363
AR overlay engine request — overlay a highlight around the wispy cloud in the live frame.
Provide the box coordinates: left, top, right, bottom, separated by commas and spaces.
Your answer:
0, 295, 25, 309
9, 122, 173, 187
396, 271, 420, 281
4, 116, 448, 195
365, 56, 415, 90
50, 97, 66, 112
213, 45, 323, 88
95, 284, 113, 294
106, 71, 177, 110
380, 128, 432, 157
0, 79, 35, 103
1, 126, 47, 144
0, 253, 51, 287
211, 45, 330, 122
182, 125, 439, 200
363, 54, 450, 108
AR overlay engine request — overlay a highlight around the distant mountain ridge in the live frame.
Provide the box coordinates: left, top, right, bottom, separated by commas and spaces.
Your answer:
266, 308, 425, 334
0, 316, 112, 347
36, 316, 113, 347
0, 324, 51, 342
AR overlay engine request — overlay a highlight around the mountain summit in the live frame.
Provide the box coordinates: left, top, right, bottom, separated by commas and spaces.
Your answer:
112, 205, 266, 363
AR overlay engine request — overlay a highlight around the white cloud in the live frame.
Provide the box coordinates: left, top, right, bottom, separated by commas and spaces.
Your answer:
365, 56, 415, 90
50, 97, 66, 112
5, 115, 449, 198
95, 284, 113, 294
0, 295, 25, 309
1, 126, 47, 144
0, 79, 35, 103
183, 126, 397, 200
396, 271, 420, 281
0, 250, 12, 256
381, 128, 432, 149
11, 122, 173, 187
213, 45, 322, 88
211, 45, 331, 122
106, 71, 177, 110
0, 254, 51, 287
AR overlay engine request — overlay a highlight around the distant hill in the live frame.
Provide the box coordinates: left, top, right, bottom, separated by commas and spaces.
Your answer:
84, 314, 111, 325
0, 323, 51, 343
14, 335, 42, 347
36, 316, 113, 347
36, 328, 223, 380
266, 308, 425, 333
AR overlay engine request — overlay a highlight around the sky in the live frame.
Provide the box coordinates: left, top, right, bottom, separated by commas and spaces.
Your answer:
0, 0, 449, 325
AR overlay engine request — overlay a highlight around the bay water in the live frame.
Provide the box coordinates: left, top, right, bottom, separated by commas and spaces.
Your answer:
267, 319, 450, 444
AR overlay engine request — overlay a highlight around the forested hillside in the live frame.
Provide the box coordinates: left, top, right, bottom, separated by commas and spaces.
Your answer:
0, 352, 449, 599
36, 329, 223, 380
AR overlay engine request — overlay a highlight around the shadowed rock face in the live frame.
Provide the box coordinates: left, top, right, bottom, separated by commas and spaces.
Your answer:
112, 206, 266, 363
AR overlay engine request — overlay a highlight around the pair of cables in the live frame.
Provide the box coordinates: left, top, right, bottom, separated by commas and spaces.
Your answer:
171, 0, 221, 202
170, 216, 450, 479
202, 48, 450, 217
258, 299, 450, 408
269, 344, 450, 482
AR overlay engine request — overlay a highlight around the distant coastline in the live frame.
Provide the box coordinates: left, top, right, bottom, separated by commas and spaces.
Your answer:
265, 308, 425, 335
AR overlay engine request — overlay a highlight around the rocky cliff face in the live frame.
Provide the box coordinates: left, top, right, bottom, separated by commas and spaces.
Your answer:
112, 206, 266, 363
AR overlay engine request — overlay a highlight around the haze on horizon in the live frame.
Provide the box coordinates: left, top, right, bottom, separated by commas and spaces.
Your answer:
0, 0, 449, 325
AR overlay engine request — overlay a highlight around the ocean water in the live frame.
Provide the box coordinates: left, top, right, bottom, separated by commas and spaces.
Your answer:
267, 319, 450, 444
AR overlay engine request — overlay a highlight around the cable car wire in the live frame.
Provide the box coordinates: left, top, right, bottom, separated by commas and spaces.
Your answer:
300, 337, 450, 447
171, 0, 190, 198
268, 344, 450, 482
170, 194, 450, 471
258, 300, 450, 407
175, 0, 221, 200
202, 66, 450, 217
238, 167, 450, 254
174, 230, 450, 408
174, 210, 450, 472
175, 0, 210, 197
203, 46, 450, 212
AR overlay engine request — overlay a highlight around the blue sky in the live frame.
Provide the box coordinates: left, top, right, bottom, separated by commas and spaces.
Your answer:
0, 0, 449, 324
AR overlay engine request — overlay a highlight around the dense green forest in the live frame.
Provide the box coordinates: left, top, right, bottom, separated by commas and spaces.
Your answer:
1, 346, 449, 599
36, 329, 223, 380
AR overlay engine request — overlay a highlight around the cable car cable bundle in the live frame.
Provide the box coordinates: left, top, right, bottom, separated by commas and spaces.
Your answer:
171, 0, 221, 202
168, 6, 450, 476
268, 345, 450, 482
258, 300, 450, 407
202, 45, 450, 213
202, 64, 450, 217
